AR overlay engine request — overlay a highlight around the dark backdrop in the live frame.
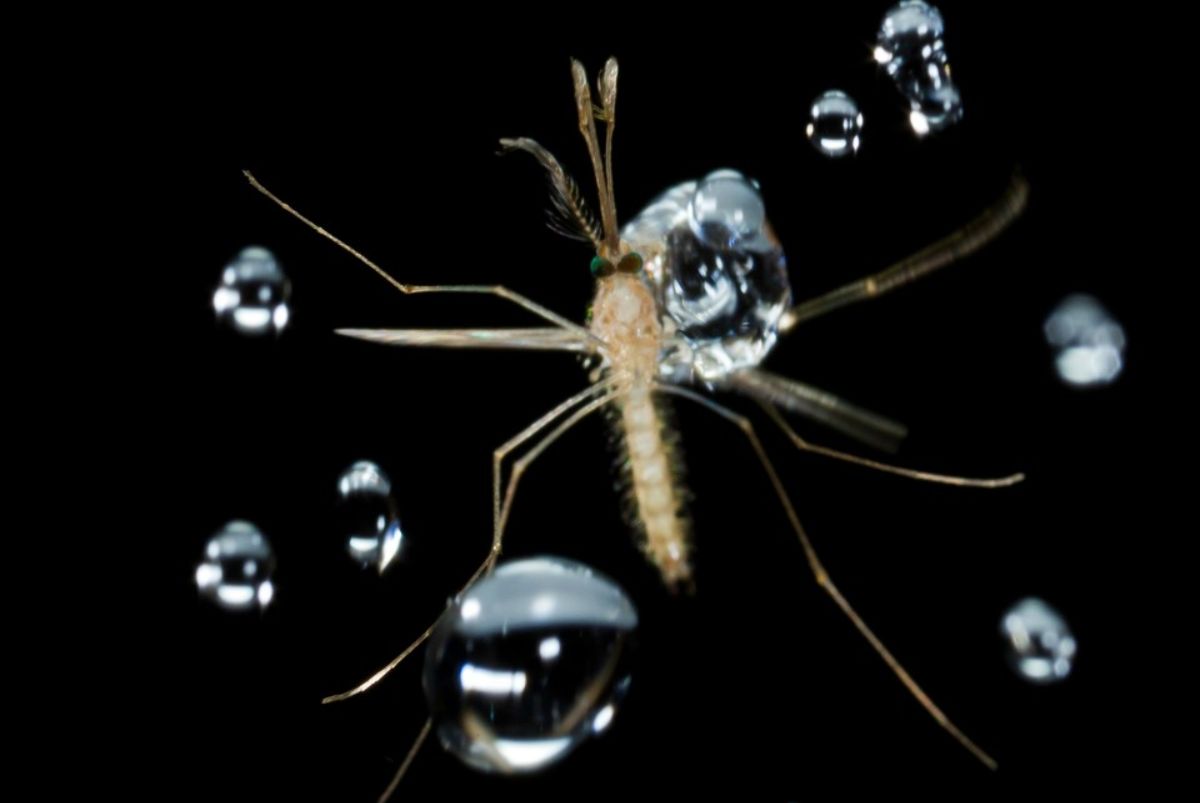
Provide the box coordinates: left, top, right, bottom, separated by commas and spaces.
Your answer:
141, 5, 1152, 799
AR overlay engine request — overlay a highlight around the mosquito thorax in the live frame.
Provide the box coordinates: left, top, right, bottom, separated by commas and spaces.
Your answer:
588, 250, 663, 377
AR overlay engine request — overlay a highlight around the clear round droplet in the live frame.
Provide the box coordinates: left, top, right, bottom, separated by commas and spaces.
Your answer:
875, 1, 946, 68
336, 460, 403, 573
806, 90, 863, 157
688, 169, 767, 248
212, 246, 291, 336
1001, 597, 1076, 684
622, 175, 791, 383
195, 520, 276, 611
1044, 294, 1126, 387
423, 556, 637, 774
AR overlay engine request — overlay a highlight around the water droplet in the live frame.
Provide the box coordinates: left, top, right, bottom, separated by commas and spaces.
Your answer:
213, 246, 291, 336
423, 556, 637, 774
689, 169, 766, 248
622, 175, 791, 383
1001, 597, 1076, 684
195, 520, 276, 611
1044, 294, 1126, 387
806, 90, 863, 157
876, 1, 964, 135
335, 460, 403, 573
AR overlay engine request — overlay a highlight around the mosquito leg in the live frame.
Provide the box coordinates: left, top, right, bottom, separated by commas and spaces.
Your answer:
759, 400, 1024, 488
320, 382, 616, 705
657, 384, 999, 770
243, 171, 598, 341
780, 176, 1029, 332
378, 716, 432, 803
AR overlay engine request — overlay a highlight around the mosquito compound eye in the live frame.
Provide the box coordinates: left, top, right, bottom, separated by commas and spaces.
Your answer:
589, 255, 616, 278
422, 556, 637, 773
616, 251, 643, 274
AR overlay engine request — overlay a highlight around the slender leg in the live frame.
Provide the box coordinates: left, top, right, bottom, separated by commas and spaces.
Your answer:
759, 401, 1024, 488
780, 176, 1029, 332
657, 384, 998, 770
378, 716, 432, 803
244, 171, 597, 341
321, 382, 614, 705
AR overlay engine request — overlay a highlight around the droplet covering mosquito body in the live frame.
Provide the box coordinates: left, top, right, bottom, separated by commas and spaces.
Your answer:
247, 56, 1028, 795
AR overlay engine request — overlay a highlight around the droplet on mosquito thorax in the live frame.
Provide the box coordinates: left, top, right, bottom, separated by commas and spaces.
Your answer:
1044, 294, 1126, 387
621, 172, 791, 383
195, 520, 276, 611
423, 556, 637, 774
1001, 597, 1076, 684
806, 90, 863, 157
335, 460, 403, 573
212, 246, 291, 336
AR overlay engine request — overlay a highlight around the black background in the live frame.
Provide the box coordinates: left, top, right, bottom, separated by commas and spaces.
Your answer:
137, 4, 1155, 799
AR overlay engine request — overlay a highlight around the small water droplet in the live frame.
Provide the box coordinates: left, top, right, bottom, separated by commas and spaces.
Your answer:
213, 246, 291, 336
1044, 294, 1126, 387
335, 460, 403, 573
423, 556, 637, 774
689, 169, 766, 248
876, 1, 946, 69
196, 520, 276, 611
805, 90, 863, 157
1001, 597, 1076, 684
876, 1, 964, 135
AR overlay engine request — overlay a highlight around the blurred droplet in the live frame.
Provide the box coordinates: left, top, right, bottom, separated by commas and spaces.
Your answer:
213, 246, 291, 336
1044, 294, 1126, 387
1001, 597, 1076, 684
336, 460, 403, 573
196, 520, 276, 611
806, 90, 863, 157
423, 556, 637, 773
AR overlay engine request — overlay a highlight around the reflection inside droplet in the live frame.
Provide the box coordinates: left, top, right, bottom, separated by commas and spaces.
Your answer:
1044, 294, 1126, 386
806, 90, 863, 157
876, 1, 964, 135
1001, 597, 1076, 684
196, 520, 277, 611
213, 246, 291, 336
423, 556, 637, 774
335, 460, 404, 573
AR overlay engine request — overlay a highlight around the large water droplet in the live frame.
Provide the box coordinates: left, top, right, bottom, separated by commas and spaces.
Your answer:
423, 556, 637, 774
1044, 294, 1126, 387
213, 246, 291, 336
688, 169, 766, 249
195, 520, 276, 611
1001, 597, 1076, 684
336, 460, 403, 573
622, 173, 791, 383
806, 90, 863, 157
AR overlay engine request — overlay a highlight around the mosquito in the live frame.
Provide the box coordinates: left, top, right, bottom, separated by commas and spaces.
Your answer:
245, 56, 1028, 795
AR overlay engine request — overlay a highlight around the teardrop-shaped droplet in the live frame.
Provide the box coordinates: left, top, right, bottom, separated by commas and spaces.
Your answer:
1001, 597, 1076, 684
876, 1, 964, 135
806, 90, 863, 157
336, 460, 403, 573
212, 246, 291, 336
1044, 294, 1126, 387
423, 556, 637, 774
688, 169, 766, 248
195, 520, 276, 611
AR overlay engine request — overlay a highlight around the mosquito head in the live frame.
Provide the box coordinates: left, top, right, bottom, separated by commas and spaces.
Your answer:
589, 251, 643, 279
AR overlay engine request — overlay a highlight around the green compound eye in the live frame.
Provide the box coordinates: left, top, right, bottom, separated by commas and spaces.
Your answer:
590, 255, 615, 277
616, 252, 643, 274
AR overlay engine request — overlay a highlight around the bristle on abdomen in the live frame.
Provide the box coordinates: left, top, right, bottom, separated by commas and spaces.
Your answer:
616, 388, 691, 588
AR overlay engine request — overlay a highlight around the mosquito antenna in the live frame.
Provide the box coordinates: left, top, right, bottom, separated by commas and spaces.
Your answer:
571, 59, 619, 255
499, 137, 605, 250
597, 58, 619, 234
